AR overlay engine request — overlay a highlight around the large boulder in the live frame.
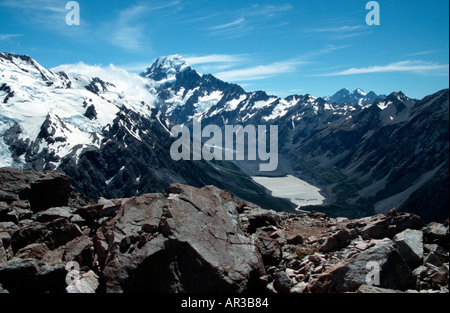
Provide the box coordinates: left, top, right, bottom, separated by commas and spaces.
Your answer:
0, 258, 66, 292
393, 229, 424, 268
0, 167, 72, 212
95, 184, 266, 293
307, 238, 416, 293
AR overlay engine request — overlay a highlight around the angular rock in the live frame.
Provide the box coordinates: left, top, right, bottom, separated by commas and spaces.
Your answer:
424, 222, 449, 249
319, 229, 352, 252
255, 234, 282, 266
10, 220, 49, 253
63, 235, 94, 270
34, 206, 75, 223
0, 258, 66, 292
273, 270, 293, 293
45, 218, 83, 249
66, 270, 99, 293
287, 234, 303, 245
97, 185, 266, 293
389, 213, 425, 232
393, 229, 424, 268
0, 222, 20, 238
246, 208, 280, 234
424, 252, 446, 267
307, 238, 416, 292
360, 217, 397, 239
15, 243, 50, 260
0, 167, 72, 212
428, 265, 449, 288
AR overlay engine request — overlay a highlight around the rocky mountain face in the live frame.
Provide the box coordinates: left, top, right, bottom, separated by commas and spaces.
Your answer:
324, 88, 386, 106
1, 52, 449, 223
0, 168, 448, 293
0, 52, 292, 212
141, 55, 449, 223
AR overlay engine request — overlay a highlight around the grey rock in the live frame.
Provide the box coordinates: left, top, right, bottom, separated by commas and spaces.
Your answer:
246, 208, 280, 233
287, 234, 303, 245
0, 167, 72, 212
34, 206, 75, 223
66, 270, 99, 293
357, 285, 404, 293
424, 252, 446, 267
0, 240, 7, 263
97, 185, 266, 293
63, 235, 94, 270
307, 238, 416, 292
424, 223, 449, 249
0, 221, 20, 238
319, 229, 352, 252
273, 270, 293, 293
393, 229, 424, 267
256, 236, 282, 266
360, 217, 398, 240
0, 258, 66, 292
15, 243, 50, 260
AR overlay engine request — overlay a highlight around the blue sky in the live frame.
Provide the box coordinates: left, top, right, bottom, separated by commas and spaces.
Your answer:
1, 0, 448, 99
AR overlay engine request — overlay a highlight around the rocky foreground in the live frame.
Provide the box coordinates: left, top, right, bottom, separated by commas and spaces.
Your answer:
0, 167, 448, 293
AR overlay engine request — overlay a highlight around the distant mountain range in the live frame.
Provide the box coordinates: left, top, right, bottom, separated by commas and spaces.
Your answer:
1, 52, 448, 222
324, 88, 386, 106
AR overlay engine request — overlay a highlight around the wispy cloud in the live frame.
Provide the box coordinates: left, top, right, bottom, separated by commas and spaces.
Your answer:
108, 1, 183, 52
212, 18, 246, 30
109, 4, 150, 52
300, 23, 371, 40
406, 50, 442, 57
214, 59, 306, 82
318, 60, 449, 76
208, 3, 293, 38
307, 25, 366, 33
184, 54, 248, 74
0, 0, 66, 25
185, 54, 246, 65
0, 33, 22, 40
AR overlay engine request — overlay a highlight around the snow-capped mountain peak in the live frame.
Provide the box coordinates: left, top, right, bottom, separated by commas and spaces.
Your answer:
353, 88, 367, 96
141, 54, 190, 83
325, 88, 384, 106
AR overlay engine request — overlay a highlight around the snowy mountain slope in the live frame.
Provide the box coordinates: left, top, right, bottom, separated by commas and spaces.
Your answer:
139, 55, 448, 222
141, 55, 369, 128
0, 52, 158, 170
1, 52, 448, 222
0, 52, 295, 211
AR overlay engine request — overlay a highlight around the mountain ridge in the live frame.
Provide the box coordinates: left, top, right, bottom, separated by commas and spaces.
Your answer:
1, 52, 448, 222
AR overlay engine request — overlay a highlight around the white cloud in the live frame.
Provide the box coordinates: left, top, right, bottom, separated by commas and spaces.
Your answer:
51, 62, 156, 101
319, 60, 449, 76
208, 3, 293, 38
212, 18, 245, 30
307, 25, 366, 33
406, 50, 441, 57
214, 59, 306, 82
110, 4, 149, 52
185, 54, 247, 65
0, 0, 66, 25
0, 33, 22, 40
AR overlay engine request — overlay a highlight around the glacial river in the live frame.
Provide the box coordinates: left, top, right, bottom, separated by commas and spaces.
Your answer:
251, 175, 325, 210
